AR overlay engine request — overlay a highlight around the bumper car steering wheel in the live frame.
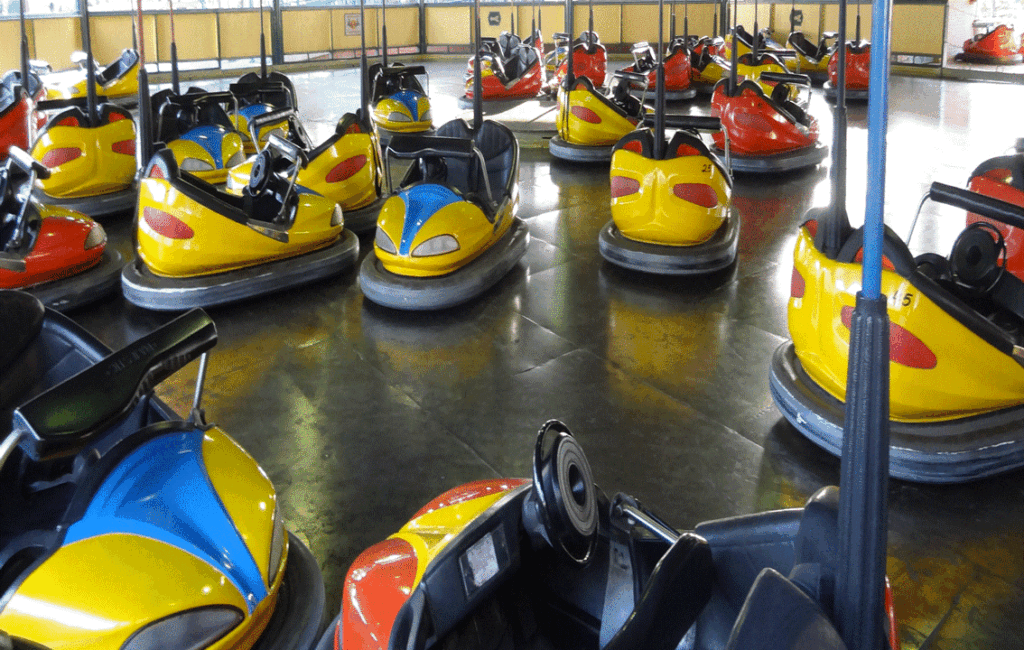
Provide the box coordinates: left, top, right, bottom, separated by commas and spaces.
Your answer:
527, 419, 599, 564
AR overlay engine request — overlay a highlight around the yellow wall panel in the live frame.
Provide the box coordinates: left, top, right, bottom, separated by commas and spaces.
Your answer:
0, 21, 23, 72
379, 7, 419, 48
734, 4, 772, 34
90, 16, 135, 63
283, 9, 332, 54
822, 5, 871, 41
156, 13, 218, 62
670, 5, 719, 41
622, 5, 669, 44
893, 4, 944, 54
218, 12, 272, 61
427, 6, 471, 45
573, 5, 619, 43
772, 4, 821, 42
332, 8, 380, 51
480, 4, 516, 39
538, 5, 565, 37
32, 18, 81, 71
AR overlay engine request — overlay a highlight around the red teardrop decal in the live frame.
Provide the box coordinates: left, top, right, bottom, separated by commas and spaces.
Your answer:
623, 140, 643, 154
570, 105, 601, 124
143, 207, 194, 239
672, 183, 718, 208
326, 155, 368, 183
611, 176, 641, 198
791, 268, 805, 298
40, 147, 82, 168
675, 144, 701, 157
840, 305, 937, 369
112, 139, 135, 155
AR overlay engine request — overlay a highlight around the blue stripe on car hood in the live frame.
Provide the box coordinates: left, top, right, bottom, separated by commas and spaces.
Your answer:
63, 430, 266, 613
398, 184, 461, 256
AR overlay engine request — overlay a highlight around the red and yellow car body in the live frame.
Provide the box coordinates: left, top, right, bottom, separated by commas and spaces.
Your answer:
135, 152, 343, 278
337, 479, 528, 650
710, 79, 819, 157
0, 204, 106, 290
464, 45, 543, 101
735, 51, 797, 99
827, 41, 871, 91
955, 24, 1023, 65
786, 31, 836, 80
690, 38, 730, 92
30, 105, 136, 201
620, 42, 693, 92
547, 32, 607, 90
609, 130, 732, 246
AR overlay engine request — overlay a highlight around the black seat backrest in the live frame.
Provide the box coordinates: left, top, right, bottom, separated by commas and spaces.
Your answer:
433, 119, 516, 202
734, 25, 754, 48
664, 131, 729, 180
0, 292, 45, 412
769, 83, 809, 126
788, 31, 816, 58
603, 534, 715, 650
306, 113, 363, 161
12, 309, 216, 462
609, 76, 643, 117
724, 569, 847, 650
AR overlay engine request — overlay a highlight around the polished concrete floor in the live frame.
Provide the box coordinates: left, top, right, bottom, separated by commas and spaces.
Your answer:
72, 60, 1023, 648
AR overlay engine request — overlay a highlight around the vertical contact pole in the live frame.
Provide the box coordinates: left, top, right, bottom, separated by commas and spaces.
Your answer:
360, 0, 369, 116
169, 0, 180, 95
473, 0, 483, 129
835, 0, 893, 649
654, 0, 665, 160
81, 0, 98, 126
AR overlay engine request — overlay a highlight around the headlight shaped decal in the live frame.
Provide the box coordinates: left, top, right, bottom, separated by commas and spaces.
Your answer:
61, 430, 267, 613
397, 185, 462, 256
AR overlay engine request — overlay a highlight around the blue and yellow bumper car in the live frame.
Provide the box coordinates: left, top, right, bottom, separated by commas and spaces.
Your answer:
152, 88, 246, 185
121, 134, 359, 310
226, 108, 385, 234
601, 116, 738, 275
368, 63, 433, 137
0, 291, 326, 648
770, 182, 1024, 482
359, 118, 528, 310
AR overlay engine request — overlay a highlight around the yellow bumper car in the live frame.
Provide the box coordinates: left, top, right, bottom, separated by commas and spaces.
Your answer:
226, 108, 385, 233
121, 134, 358, 310
770, 182, 1024, 482
548, 72, 646, 163
602, 115, 737, 274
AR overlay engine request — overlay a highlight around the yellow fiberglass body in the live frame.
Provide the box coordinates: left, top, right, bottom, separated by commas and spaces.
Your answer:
374, 185, 518, 278
136, 152, 342, 278
789, 225, 1024, 422
227, 117, 383, 213
0, 426, 287, 650
556, 77, 639, 147
609, 130, 731, 246
31, 106, 136, 199
44, 49, 140, 101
